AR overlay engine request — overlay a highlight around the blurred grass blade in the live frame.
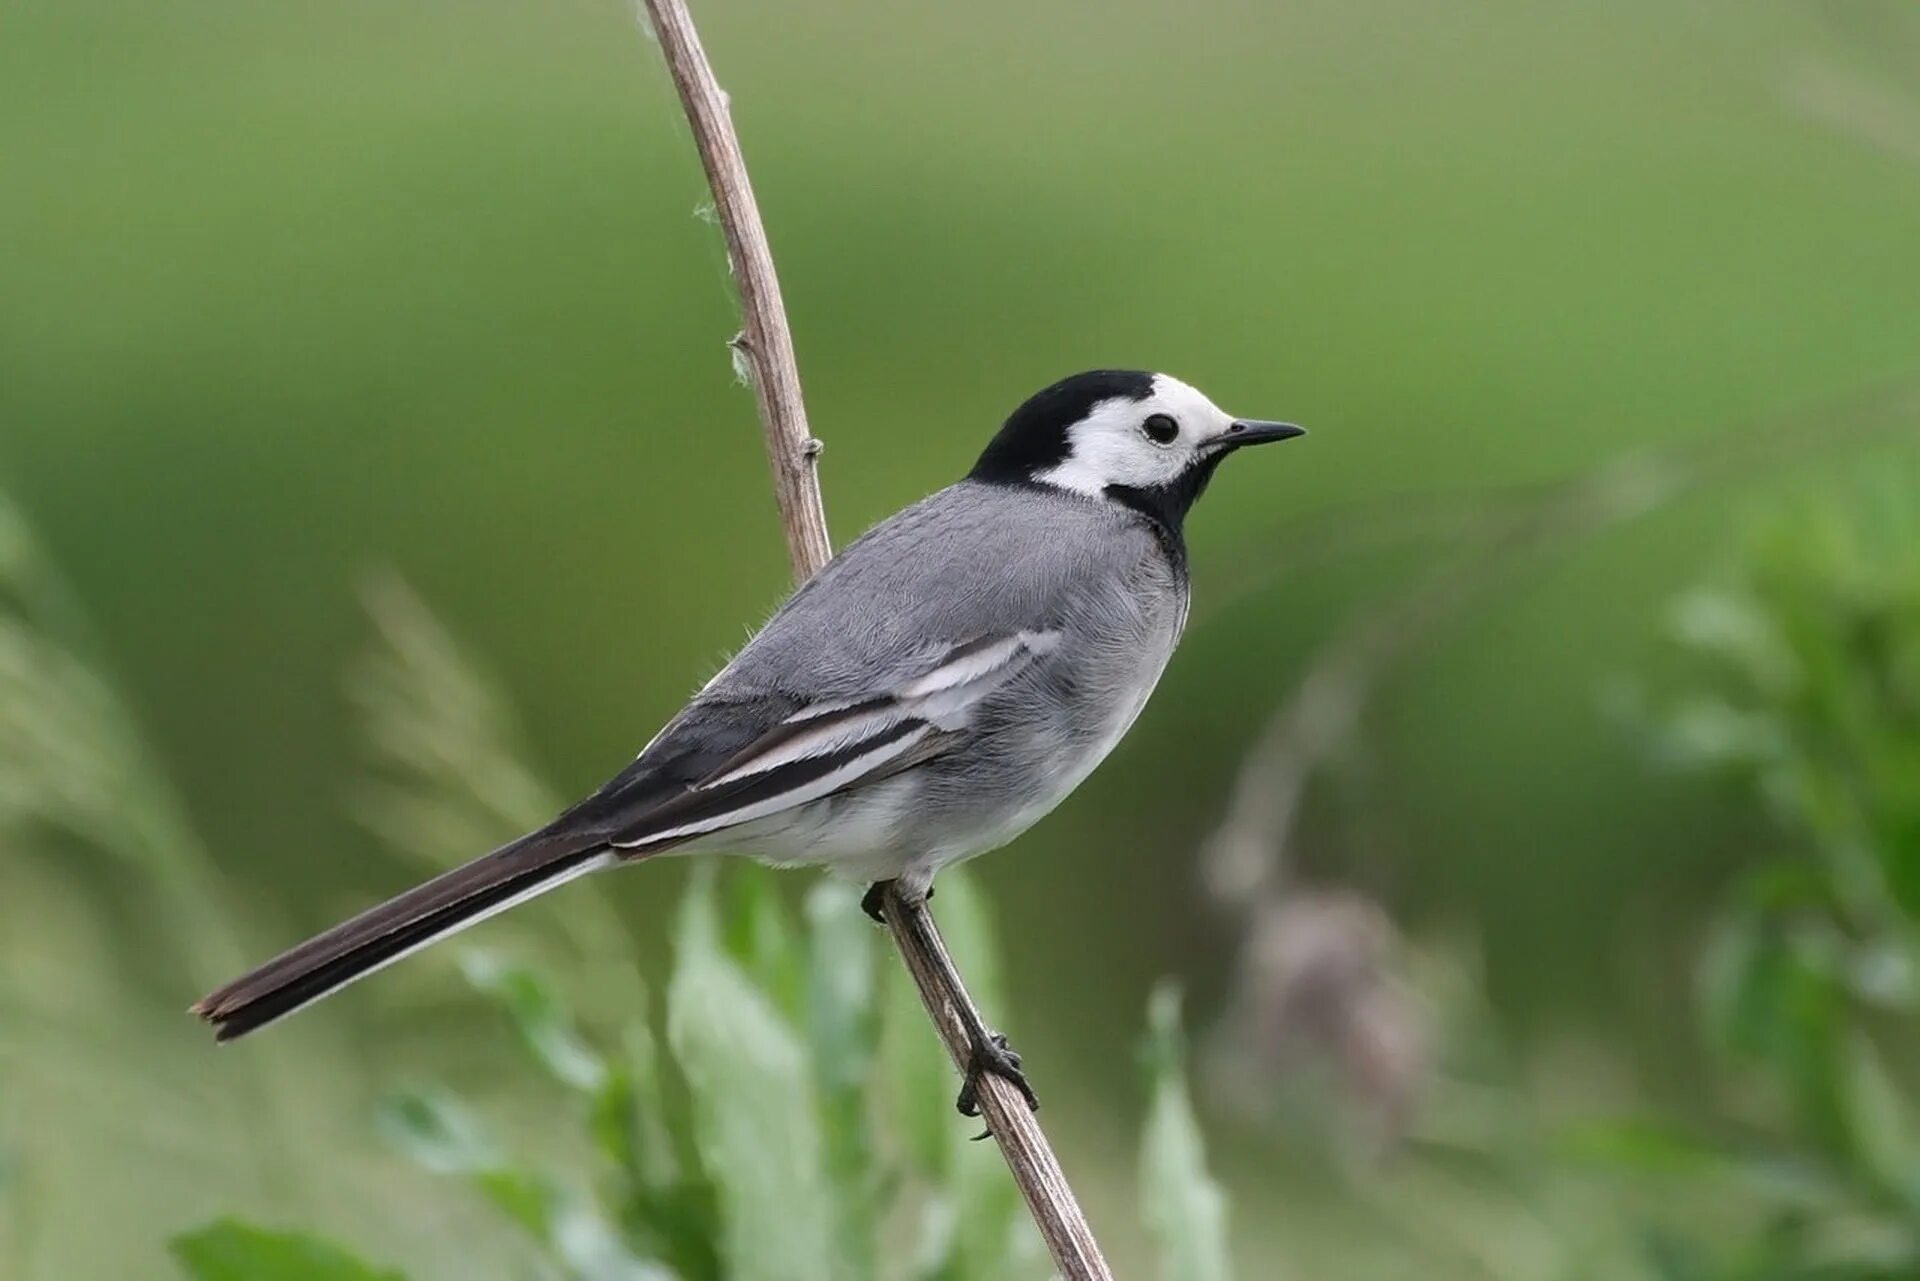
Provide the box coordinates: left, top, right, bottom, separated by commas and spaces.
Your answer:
1140, 983, 1233, 1281
451, 951, 711, 1277
545, 1205, 679, 1281
374, 1087, 500, 1177
1840, 1032, 1920, 1207
882, 950, 958, 1181
376, 1087, 673, 1281
347, 572, 634, 975
1556, 1119, 1736, 1177
0, 489, 322, 1207
599, 1015, 697, 1208
803, 880, 879, 1280
918, 1146, 1045, 1281
804, 880, 877, 1105
667, 870, 837, 1281
458, 950, 608, 1093
170, 1220, 406, 1281
348, 569, 559, 865
721, 864, 805, 1023
376, 1086, 561, 1243
0, 494, 247, 989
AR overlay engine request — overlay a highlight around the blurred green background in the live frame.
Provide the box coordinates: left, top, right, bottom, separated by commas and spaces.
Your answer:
4, 0, 1920, 1277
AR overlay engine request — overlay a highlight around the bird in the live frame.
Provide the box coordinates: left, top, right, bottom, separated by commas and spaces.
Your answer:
193, 369, 1305, 1114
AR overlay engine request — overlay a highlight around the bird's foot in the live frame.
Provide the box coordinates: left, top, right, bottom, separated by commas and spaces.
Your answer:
860, 879, 932, 924
957, 1031, 1038, 1118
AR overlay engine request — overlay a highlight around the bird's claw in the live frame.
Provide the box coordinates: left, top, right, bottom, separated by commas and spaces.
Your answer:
860, 880, 933, 925
956, 1032, 1038, 1119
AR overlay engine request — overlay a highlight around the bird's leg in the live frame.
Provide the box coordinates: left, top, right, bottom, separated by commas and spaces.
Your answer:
869, 880, 1038, 1118
860, 877, 933, 923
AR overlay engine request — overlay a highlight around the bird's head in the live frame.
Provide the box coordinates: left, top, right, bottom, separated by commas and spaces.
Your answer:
968, 370, 1304, 530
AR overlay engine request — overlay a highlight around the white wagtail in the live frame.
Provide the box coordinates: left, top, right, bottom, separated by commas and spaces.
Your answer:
195, 370, 1305, 1112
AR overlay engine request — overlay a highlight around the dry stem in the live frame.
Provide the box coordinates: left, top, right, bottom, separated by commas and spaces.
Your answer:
636, 2, 1113, 1274
640, 0, 829, 581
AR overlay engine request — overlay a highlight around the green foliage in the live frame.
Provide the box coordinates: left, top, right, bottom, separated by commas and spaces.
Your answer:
170, 1221, 406, 1281
1140, 983, 1234, 1281
377, 952, 713, 1281
459, 951, 613, 1095
162, 863, 1232, 1280
667, 870, 839, 1281
1625, 471, 1920, 1279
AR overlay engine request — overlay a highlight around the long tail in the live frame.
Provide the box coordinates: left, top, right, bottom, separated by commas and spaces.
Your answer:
192, 829, 614, 1042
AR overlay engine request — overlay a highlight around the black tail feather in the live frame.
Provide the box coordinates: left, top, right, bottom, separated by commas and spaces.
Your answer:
194, 833, 606, 1041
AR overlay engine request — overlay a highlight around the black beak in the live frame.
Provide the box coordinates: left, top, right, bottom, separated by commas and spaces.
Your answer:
1220, 419, 1307, 449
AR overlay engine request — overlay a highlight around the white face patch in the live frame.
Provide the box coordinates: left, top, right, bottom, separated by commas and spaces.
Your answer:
1032, 374, 1240, 497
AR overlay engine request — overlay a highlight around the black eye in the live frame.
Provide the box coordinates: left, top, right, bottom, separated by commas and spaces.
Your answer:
1142, 413, 1179, 444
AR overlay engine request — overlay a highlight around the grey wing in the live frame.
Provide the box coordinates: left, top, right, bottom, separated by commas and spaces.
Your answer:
543, 481, 1131, 856
538, 629, 1061, 858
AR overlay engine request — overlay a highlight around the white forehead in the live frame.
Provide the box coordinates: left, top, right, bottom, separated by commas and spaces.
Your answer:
1142, 373, 1232, 426
1055, 374, 1233, 443
1034, 373, 1234, 497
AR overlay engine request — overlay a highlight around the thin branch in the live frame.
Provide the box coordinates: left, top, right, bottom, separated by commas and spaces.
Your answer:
640, 0, 830, 582
885, 886, 1115, 1276
635, 3, 1114, 1275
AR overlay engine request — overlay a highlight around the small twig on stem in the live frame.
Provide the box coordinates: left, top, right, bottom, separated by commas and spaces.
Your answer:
640, 0, 829, 581
635, 2, 1113, 1275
